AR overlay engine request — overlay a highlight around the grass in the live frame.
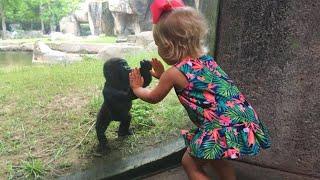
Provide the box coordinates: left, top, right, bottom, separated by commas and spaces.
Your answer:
0, 51, 191, 179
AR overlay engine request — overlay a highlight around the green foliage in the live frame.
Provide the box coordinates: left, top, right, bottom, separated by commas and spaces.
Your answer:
1, 0, 80, 29
22, 158, 46, 179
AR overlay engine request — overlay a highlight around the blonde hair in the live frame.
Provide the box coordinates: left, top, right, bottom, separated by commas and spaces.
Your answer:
153, 7, 208, 65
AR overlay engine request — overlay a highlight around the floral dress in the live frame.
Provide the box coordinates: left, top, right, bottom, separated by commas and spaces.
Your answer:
175, 55, 271, 159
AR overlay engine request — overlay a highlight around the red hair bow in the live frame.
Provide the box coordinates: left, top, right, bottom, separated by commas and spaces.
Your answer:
150, 0, 185, 24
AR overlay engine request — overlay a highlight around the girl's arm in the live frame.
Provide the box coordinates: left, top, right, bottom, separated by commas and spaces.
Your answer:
129, 67, 177, 104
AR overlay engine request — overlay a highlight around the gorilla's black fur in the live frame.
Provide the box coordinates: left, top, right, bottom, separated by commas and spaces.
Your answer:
95, 58, 152, 152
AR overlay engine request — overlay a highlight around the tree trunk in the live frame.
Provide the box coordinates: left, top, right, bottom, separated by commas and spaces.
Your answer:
40, 3, 45, 34
0, 3, 6, 39
41, 19, 45, 34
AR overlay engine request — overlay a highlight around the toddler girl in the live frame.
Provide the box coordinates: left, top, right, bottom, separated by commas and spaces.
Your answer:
129, 0, 271, 179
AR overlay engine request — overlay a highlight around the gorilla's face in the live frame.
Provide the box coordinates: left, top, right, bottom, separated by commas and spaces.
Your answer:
103, 58, 131, 90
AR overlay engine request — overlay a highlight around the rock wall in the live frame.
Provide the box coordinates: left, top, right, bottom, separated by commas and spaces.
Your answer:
215, 0, 320, 178
60, 15, 80, 36
59, 0, 152, 36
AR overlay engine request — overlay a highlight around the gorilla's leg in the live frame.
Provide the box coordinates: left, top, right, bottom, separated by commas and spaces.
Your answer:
118, 112, 133, 137
95, 103, 112, 148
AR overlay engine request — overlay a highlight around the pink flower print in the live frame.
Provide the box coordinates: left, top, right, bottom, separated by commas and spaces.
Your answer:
220, 137, 227, 148
187, 61, 193, 66
186, 73, 195, 80
223, 148, 240, 159
192, 62, 202, 71
208, 83, 216, 90
210, 129, 220, 142
226, 101, 235, 108
186, 82, 194, 90
203, 109, 217, 121
215, 70, 221, 77
195, 132, 206, 145
181, 129, 188, 135
190, 102, 197, 110
212, 62, 218, 68
190, 98, 197, 103
203, 91, 216, 103
248, 128, 255, 147
239, 93, 245, 103
219, 115, 231, 126
234, 130, 238, 136
239, 104, 246, 112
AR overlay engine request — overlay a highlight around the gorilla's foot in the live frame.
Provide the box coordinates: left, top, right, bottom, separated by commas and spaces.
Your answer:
117, 128, 134, 137
94, 142, 110, 156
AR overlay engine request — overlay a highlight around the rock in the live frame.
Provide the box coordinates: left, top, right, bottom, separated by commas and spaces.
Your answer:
109, 0, 140, 35
32, 41, 82, 64
97, 43, 144, 60
88, 1, 104, 35
146, 41, 157, 51
101, 0, 114, 36
109, 0, 133, 14
59, 15, 80, 36
0, 42, 33, 51
47, 43, 111, 54
129, 0, 152, 31
135, 31, 154, 47
74, 2, 89, 23
49, 32, 79, 41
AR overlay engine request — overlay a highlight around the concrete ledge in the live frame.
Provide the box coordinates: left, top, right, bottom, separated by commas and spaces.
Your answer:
58, 137, 185, 180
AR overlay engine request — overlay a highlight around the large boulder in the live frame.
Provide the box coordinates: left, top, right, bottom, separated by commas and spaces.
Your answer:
129, 0, 152, 31
109, 0, 140, 35
88, 1, 104, 35
32, 41, 82, 64
74, 2, 89, 23
60, 15, 80, 36
135, 31, 154, 47
97, 43, 144, 60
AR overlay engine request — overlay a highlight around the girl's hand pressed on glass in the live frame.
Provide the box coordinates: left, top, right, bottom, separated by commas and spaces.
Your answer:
150, 58, 165, 79
129, 68, 144, 89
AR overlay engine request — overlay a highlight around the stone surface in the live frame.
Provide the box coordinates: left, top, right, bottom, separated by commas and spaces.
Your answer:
32, 41, 82, 64
215, 0, 320, 178
59, 15, 80, 36
109, 0, 133, 14
101, 1, 114, 36
47, 42, 114, 54
129, 0, 152, 32
144, 161, 317, 180
135, 31, 154, 47
74, 2, 89, 23
0, 42, 33, 51
97, 43, 144, 60
88, 1, 104, 35
59, 137, 185, 180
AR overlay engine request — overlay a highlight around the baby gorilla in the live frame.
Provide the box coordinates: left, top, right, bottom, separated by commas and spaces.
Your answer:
95, 58, 152, 154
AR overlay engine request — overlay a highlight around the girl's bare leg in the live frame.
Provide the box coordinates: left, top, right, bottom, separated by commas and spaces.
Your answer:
208, 159, 236, 180
181, 150, 210, 180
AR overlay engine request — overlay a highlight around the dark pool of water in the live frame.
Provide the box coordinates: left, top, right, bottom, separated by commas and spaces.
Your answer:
0, 51, 33, 67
